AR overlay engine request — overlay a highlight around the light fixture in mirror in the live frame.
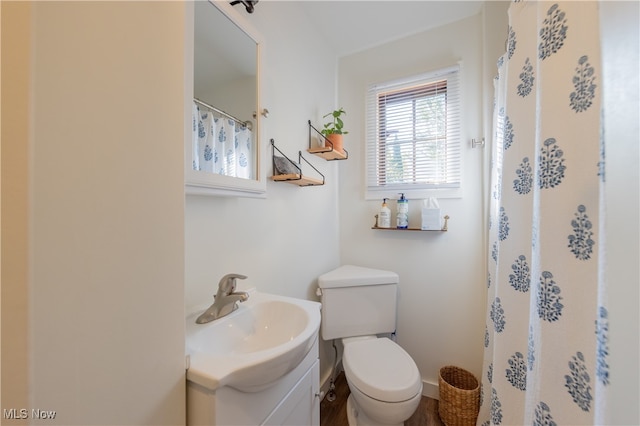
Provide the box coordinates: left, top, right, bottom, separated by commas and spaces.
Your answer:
186, 0, 265, 197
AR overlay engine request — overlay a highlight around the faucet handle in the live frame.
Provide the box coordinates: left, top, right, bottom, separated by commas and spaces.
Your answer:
218, 273, 247, 294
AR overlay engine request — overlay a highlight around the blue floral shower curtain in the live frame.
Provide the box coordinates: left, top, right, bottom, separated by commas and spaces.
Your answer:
478, 2, 608, 425
192, 102, 254, 179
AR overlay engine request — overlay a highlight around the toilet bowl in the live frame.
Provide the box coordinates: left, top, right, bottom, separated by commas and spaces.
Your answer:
317, 265, 423, 425
342, 336, 422, 426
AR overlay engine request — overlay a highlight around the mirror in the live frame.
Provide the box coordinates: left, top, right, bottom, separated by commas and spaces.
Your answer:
186, 0, 265, 197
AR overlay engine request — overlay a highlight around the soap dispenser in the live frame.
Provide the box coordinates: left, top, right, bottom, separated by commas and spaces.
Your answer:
396, 193, 409, 229
378, 198, 391, 228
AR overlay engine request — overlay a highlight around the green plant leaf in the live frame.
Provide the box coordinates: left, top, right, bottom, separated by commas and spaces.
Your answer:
321, 108, 347, 135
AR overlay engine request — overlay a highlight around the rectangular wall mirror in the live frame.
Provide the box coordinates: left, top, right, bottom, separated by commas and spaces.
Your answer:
185, 0, 266, 197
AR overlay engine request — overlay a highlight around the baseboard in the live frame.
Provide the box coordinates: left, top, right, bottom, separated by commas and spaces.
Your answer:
422, 379, 440, 400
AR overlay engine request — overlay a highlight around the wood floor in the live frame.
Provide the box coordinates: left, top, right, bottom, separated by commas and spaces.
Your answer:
320, 372, 444, 426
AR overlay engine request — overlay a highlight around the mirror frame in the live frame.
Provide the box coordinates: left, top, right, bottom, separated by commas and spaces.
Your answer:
185, 0, 266, 198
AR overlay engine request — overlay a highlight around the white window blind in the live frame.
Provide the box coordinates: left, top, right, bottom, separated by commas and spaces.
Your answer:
365, 65, 461, 198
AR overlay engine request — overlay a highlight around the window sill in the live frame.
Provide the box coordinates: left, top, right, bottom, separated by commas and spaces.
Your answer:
365, 186, 462, 200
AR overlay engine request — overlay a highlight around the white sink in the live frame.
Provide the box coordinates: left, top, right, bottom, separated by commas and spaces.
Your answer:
186, 290, 321, 392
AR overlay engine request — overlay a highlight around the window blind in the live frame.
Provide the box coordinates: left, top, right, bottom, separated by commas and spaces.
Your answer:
365, 65, 461, 196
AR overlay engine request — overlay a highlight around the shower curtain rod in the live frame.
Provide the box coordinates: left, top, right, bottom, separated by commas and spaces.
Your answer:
193, 98, 253, 130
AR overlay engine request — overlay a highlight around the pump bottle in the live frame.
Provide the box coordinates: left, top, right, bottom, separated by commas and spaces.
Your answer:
378, 198, 391, 228
396, 193, 409, 229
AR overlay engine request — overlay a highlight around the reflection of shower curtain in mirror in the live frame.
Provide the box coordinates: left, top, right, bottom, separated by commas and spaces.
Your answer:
192, 102, 253, 179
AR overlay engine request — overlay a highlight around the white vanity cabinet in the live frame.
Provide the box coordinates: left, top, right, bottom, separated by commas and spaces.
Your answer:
187, 339, 320, 426
263, 356, 319, 425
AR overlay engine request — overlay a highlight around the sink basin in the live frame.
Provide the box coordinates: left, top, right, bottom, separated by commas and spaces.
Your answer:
186, 290, 321, 392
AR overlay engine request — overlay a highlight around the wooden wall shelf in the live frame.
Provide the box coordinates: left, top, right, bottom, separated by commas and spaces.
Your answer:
308, 120, 348, 161
307, 146, 347, 161
270, 139, 324, 187
271, 174, 324, 187
371, 226, 447, 232
372, 215, 449, 232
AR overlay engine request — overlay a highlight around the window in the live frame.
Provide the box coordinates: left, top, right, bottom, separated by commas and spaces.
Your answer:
365, 65, 461, 199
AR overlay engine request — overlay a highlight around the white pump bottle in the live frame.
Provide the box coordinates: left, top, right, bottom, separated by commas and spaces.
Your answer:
378, 198, 391, 228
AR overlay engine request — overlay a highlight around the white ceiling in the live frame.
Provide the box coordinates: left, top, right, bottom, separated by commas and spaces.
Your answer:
294, 1, 485, 57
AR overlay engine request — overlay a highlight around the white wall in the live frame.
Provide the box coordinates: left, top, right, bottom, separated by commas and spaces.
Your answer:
337, 11, 499, 397
600, 2, 640, 424
2, 2, 186, 424
1, 1, 31, 417
184, 1, 341, 390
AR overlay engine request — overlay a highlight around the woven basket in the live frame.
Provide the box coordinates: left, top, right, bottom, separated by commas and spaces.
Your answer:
438, 366, 480, 426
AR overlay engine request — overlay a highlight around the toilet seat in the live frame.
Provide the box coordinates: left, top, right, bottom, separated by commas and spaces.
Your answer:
343, 337, 421, 403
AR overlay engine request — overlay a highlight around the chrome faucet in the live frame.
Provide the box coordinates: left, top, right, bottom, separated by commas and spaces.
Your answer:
195, 273, 249, 324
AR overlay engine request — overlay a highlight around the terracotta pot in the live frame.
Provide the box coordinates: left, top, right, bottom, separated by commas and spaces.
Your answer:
325, 133, 344, 154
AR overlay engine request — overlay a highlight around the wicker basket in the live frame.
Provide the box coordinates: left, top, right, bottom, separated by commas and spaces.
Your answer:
438, 366, 480, 426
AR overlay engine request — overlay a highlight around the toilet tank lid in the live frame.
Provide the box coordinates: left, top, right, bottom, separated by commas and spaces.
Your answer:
318, 265, 399, 289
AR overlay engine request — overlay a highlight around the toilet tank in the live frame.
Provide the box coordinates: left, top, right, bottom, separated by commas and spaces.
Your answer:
317, 265, 399, 340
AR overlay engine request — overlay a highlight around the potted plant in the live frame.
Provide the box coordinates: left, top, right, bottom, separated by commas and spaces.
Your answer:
320, 108, 348, 154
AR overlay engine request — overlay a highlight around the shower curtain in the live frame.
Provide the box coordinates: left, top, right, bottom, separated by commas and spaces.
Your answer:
192, 102, 254, 179
478, 2, 608, 425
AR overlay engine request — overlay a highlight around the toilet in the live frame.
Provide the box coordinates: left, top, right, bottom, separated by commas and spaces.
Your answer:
317, 265, 422, 426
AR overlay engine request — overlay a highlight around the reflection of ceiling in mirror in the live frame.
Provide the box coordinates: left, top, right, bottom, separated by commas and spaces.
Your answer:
194, 1, 257, 94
